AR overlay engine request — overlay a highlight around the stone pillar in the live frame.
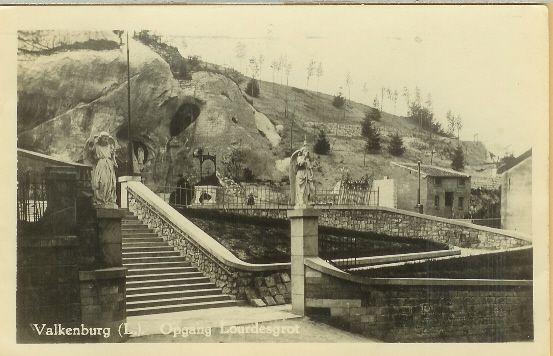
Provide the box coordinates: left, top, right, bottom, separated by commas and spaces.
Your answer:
44, 166, 77, 235
118, 176, 141, 209
94, 207, 125, 268
79, 268, 128, 342
288, 208, 321, 316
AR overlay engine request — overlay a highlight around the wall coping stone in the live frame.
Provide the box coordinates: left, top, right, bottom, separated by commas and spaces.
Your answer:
118, 176, 142, 183
79, 267, 127, 281
127, 181, 290, 272
18, 148, 92, 168
337, 248, 461, 268
287, 209, 321, 218
304, 257, 533, 287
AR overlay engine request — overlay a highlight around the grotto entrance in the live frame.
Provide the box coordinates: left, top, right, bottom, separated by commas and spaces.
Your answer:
170, 102, 201, 137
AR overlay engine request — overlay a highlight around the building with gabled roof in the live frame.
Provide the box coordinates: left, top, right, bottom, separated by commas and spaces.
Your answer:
389, 162, 471, 218
498, 149, 532, 235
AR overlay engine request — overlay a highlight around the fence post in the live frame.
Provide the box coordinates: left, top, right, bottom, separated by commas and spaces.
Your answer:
377, 186, 380, 207
288, 208, 321, 316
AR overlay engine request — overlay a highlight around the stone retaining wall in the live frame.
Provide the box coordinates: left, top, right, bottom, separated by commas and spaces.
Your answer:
304, 259, 533, 342
198, 206, 531, 250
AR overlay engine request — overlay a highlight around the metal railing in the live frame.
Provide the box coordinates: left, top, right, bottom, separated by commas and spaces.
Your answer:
148, 183, 380, 210
17, 174, 47, 222
318, 233, 358, 270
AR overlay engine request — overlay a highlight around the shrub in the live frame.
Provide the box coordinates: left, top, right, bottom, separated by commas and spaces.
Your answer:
313, 129, 331, 155
246, 79, 260, 98
332, 92, 346, 108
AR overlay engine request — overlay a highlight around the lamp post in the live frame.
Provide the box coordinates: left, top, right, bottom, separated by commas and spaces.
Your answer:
416, 160, 423, 214
126, 31, 133, 176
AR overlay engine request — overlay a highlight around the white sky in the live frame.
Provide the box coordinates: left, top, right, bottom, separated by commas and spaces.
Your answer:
158, 5, 548, 158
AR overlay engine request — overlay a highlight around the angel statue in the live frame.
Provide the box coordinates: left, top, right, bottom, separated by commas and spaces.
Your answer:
289, 139, 315, 208
84, 131, 118, 207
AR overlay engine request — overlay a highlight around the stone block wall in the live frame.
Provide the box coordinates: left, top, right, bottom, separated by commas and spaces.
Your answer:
243, 272, 292, 307
304, 263, 533, 342
17, 235, 82, 342
200, 206, 530, 250
79, 268, 127, 342
318, 208, 530, 250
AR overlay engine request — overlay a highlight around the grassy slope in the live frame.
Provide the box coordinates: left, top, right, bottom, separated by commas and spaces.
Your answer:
235, 75, 491, 189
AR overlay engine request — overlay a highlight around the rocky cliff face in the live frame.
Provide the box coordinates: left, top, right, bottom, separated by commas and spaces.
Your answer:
17, 31, 282, 188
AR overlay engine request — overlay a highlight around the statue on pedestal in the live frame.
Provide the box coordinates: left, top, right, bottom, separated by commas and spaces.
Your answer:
290, 139, 315, 208
84, 131, 118, 207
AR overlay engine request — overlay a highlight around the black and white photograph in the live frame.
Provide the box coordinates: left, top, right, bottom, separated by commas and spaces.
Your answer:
0, 4, 549, 355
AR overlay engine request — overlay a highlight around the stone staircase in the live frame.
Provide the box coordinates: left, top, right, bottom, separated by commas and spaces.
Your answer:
121, 210, 237, 316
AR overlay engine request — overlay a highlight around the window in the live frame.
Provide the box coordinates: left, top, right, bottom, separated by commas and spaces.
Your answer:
434, 195, 439, 208
434, 177, 442, 186
458, 196, 464, 209
458, 178, 465, 187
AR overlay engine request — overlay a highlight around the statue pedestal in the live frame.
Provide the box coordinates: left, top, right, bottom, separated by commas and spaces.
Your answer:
288, 208, 321, 316
94, 207, 125, 268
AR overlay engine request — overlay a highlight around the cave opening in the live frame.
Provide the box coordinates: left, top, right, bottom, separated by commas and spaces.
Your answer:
170, 103, 201, 137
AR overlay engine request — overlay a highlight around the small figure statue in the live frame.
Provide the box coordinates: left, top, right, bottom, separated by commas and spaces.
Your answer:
84, 131, 118, 207
289, 139, 315, 208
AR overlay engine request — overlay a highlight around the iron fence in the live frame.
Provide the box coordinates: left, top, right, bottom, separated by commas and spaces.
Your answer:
318, 233, 358, 270
17, 175, 48, 222
148, 183, 379, 210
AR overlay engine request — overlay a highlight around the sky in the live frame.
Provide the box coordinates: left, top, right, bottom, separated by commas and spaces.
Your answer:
156, 5, 549, 158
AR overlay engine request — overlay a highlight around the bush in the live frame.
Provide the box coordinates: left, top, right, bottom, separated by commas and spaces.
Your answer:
313, 129, 331, 155
246, 79, 260, 98
332, 93, 346, 108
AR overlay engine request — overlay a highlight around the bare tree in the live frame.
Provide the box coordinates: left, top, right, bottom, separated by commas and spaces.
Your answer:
455, 115, 463, 140
278, 55, 287, 85
316, 62, 324, 91
403, 86, 411, 115
380, 86, 387, 112
249, 57, 259, 80
392, 89, 399, 114
306, 60, 316, 89
373, 95, 380, 110
446, 110, 456, 135
285, 61, 293, 86
345, 71, 353, 102
235, 42, 247, 72
258, 54, 265, 80
270, 59, 278, 85
362, 83, 369, 104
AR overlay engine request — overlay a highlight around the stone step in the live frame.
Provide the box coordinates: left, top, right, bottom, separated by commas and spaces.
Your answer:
126, 266, 198, 276
128, 294, 231, 310
122, 237, 165, 244
127, 271, 205, 282
121, 232, 159, 238
126, 276, 211, 289
122, 241, 168, 248
123, 251, 181, 258
124, 261, 192, 270
127, 282, 217, 295
127, 288, 222, 302
127, 300, 237, 317
122, 246, 176, 253
123, 256, 186, 264
121, 225, 153, 232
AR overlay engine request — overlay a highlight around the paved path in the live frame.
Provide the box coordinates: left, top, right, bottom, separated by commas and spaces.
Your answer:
125, 305, 378, 343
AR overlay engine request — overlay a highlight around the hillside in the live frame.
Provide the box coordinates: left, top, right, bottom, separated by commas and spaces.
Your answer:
17, 30, 494, 191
